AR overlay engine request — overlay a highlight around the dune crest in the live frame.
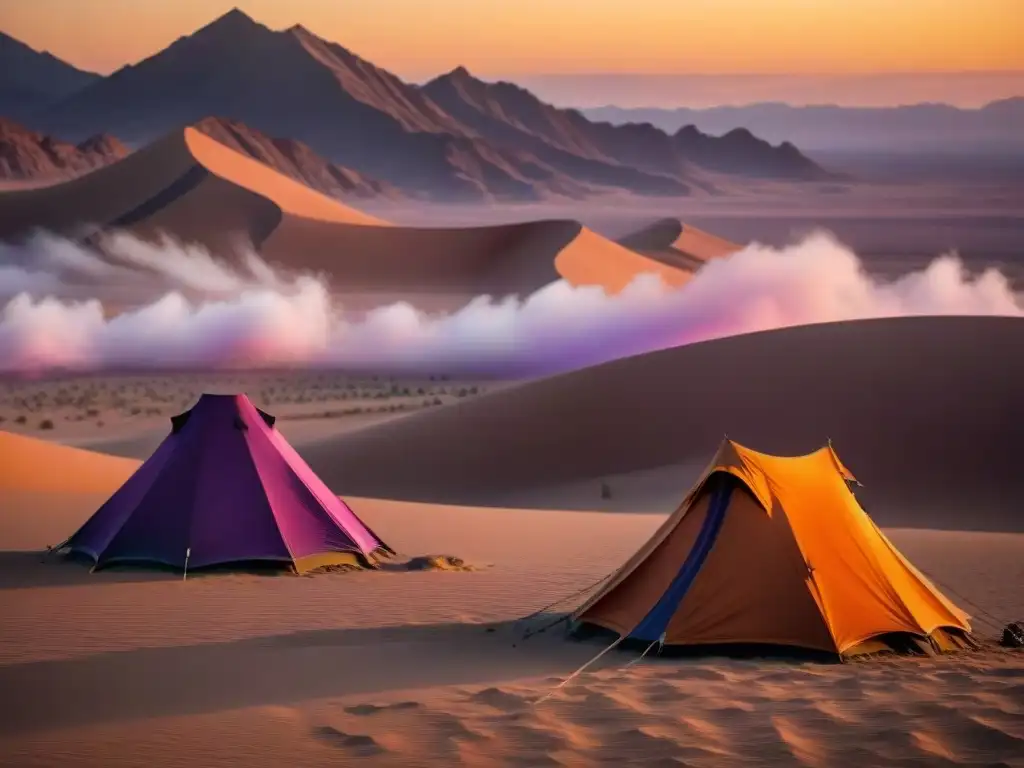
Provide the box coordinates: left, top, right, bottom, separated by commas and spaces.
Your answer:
617, 218, 743, 272
182, 127, 388, 226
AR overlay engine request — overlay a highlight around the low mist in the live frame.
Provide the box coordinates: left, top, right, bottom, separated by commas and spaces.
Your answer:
0, 229, 1019, 377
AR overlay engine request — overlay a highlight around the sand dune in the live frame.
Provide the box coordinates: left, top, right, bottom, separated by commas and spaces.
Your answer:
304, 316, 1024, 532
0, 430, 138, 494
0, 129, 197, 239
617, 217, 743, 272
0, 125, 689, 302
183, 127, 386, 227
0, 125, 383, 251
0, 431, 140, 551
191, 117, 403, 201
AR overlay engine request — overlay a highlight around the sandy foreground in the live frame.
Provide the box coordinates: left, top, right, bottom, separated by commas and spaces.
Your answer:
0, 373, 1023, 767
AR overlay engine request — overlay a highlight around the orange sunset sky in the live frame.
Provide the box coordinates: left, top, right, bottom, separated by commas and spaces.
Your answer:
2, 0, 1021, 78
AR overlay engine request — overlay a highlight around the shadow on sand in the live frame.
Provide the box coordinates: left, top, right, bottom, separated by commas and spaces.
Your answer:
0, 614, 591, 736
0, 552, 179, 590
0, 551, 479, 591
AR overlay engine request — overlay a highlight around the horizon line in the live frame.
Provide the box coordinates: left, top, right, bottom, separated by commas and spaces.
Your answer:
500, 69, 1024, 78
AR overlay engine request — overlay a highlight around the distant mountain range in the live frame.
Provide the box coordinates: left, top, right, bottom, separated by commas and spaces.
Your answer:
0, 118, 127, 180
584, 99, 1024, 154
0, 9, 830, 201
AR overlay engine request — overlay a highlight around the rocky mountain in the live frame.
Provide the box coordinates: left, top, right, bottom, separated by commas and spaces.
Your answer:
0, 31, 100, 121
0, 118, 127, 180
422, 67, 829, 181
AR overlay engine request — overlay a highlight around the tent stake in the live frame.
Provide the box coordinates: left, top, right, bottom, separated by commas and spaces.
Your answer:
623, 632, 665, 670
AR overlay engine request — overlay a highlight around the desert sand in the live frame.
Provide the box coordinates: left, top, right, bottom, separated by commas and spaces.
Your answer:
1, 316, 1023, 767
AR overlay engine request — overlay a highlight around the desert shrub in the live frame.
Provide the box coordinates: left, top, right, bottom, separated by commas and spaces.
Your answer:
14, 415, 26, 425
39, 419, 54, 430
600, 482, 612, 500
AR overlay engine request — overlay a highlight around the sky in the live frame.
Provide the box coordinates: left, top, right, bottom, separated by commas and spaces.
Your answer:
2, 0, 1022, 106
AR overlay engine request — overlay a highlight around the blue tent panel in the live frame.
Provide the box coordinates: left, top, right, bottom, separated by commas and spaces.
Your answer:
628, 477, 734, 642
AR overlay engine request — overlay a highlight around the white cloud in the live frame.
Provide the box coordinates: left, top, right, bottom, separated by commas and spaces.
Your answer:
0, 230, 1018, 375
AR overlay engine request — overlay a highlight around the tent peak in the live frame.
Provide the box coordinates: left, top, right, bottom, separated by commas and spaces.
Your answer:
170, 393, 276, 432
196, 392, 252, 402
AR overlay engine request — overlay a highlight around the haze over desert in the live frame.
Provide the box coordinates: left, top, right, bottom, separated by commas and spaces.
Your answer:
1, 3, 1023, 767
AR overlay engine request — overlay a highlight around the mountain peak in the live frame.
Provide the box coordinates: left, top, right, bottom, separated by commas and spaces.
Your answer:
286, 22, 314, 38
216, 7, 258, 25
191, 7, 265, 40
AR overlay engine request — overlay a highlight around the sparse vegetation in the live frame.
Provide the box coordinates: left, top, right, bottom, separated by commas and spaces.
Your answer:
39, 419, 54, 430
0, 372, 488, 433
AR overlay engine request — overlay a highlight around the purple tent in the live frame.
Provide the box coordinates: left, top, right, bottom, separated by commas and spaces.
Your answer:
63, 393, 393, 573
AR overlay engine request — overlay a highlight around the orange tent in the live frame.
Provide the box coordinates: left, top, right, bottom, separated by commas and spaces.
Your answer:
573, 440, 975, 658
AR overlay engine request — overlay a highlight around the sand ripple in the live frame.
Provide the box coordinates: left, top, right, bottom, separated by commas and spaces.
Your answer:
297, 654, 1024, 768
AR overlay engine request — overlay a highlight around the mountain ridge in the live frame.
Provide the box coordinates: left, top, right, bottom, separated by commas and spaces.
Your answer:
4, 8, 833, 199
583, 97, 1024, 153
422, 67, 828, 181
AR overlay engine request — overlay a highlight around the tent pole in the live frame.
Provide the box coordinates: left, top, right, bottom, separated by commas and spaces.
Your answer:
183, 547, 191, 581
